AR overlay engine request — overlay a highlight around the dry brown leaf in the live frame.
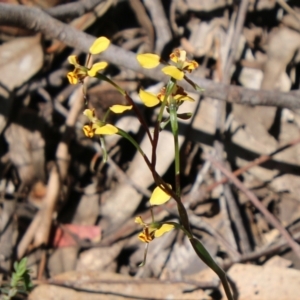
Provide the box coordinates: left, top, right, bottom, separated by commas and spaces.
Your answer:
276, 194, 300, 227
0, 34, 43, 92
264, 255, 292, 268
262, 27, 300, 90
71, 182, 101, 225
226, 263, 300, 300
231, 105, 278, 154
51, 224, 101, 248
271, 175, 300, 207
76, 241, 124, 272
4, 110, 45, 187
186, 17, 228, 59
0, 34, 43, 133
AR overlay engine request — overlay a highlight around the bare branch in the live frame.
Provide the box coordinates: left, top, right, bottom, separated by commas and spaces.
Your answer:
0, 3, 300, 109
46, 0, 105, 20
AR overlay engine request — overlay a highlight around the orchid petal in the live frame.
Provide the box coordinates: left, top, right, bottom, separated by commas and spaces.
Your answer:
139, 89, 160, 107
110, 105, 132, 114
87, 62, 108, 77
68, 55, 79, 66
89, 37, 110, 55
82, 125, 95, 138
135, 216, 145, 225
83, 109, 95, 121
174, 94, 195, 102
178, 50, 187, 62
137, 53, 160, 68
170, 54, 178, 64
177, 112, 193, 120
154, 224, 174, 238
67, 72, 78, 84
162, 66, 184, 80
183, 60, 199, 72
138, 232, 153, 243
149, 185, 171, 206
94, 124, 118, 135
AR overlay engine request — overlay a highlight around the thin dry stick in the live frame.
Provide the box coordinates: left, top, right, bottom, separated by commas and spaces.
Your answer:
0, 4, 300, 109
143, 0, 172, 54
207, 155, 300, 260
213, 0, 252, 254
46, 0, 105, 20
223, 0, 250, 81
276, 0, 300, 23
213, 16, 238, 254
45, 277, 219, 291
206, 136, 300, 192
129, 0, 155, 52
226, 229, 300, 267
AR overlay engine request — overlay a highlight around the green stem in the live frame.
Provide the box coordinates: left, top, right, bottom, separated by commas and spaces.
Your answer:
183, 75, 204, 92
152, 81, 173, 168
124, 92, 154, 145
94, 73, 126, 96
157, 79, 177, 123
103, 109, 111, 123
117, 128, 146, 157
99, 136, 108, 163
165, 222, 233, 300
117, 128, 169, 191
190, 238, 233, 300
152, 79, 177, 168
169, 96, 180, 197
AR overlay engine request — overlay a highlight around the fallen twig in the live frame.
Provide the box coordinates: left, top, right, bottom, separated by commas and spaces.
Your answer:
206, 136, 300, 192
0, 4, 300, 109
46, 0, 105, 20
207, 154, 300, 260
213, 0, 252, 254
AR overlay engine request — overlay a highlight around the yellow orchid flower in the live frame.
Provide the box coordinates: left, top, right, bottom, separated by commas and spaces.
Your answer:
87, 62, 108, 77
83, 108, 98, 123
157, 85, 194, 103
135, 216, 174, 243
67, 55, 88, 84
82, 109, 118, 138
170, 49, 198, 71
82, 124, 95, 138
139, 85, 194, 108
137, 48, 198, 80
149, 185, 172, 206
82, 122, 118, 138
139, 89, 160, 107
110, 105, 132, 114
161, 65, 184, 80
94, 123, 118, 135
89, 36, 110, 55
136, 53, 161, 68
67, 36, 110, 85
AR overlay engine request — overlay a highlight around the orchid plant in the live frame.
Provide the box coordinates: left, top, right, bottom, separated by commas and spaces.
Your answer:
67, 36, 233, 300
